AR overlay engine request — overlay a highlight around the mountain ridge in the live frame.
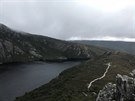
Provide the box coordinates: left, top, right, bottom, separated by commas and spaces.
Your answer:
0, 24, 108, 64
73, 40, 135, 55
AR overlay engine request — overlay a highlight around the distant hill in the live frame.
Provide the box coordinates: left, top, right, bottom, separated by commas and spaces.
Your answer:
73, 40, 135, 55
0, 24, 107, 64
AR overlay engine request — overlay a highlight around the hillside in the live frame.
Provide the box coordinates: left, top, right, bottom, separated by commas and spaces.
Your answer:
1, 24, 135, 101
73, 40, 135, 55
15, 52, 135, 101
0, 24, 107, 64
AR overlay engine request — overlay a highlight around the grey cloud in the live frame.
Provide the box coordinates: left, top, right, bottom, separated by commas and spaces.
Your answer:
0, 0, 134, 40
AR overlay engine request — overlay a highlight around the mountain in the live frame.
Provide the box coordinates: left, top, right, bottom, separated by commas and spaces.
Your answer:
73, 40, 135, 55
1, 24, 135, 101
15, 52, 135, 101
0, 24, 107, 64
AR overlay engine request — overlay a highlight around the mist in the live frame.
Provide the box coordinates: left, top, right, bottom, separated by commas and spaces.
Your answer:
0, 0, 134, 41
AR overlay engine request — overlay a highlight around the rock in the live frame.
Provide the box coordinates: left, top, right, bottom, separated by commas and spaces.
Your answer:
3, 40, 13, 53
130, 70, 135, 77
0, 42, 5, 59
29, 50, 42, 58
115, 74, 135, 101
96, 73, 135, 101
14, 46, 24, 55
96, 83, 116, 101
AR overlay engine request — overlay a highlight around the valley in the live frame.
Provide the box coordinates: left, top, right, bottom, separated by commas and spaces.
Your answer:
0, 24, 135, 101
15, 52, 135, 101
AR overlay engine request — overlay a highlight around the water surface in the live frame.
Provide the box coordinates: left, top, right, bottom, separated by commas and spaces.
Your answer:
0, 62, 80, 101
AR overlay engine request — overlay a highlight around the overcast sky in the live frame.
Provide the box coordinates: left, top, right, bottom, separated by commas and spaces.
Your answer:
0, 0, 134, 41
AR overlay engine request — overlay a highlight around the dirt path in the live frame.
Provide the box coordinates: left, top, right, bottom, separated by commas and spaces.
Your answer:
88, 62, 111, 89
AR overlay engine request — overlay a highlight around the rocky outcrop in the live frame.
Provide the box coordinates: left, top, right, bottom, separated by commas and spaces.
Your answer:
96, 83, 116, 101
96, 71, 135, 101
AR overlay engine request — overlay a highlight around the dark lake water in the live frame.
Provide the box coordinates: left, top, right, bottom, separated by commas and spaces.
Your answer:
0, 62, 80, 101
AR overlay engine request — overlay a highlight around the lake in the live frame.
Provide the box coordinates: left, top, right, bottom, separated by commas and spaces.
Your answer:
0, 62, 80, 101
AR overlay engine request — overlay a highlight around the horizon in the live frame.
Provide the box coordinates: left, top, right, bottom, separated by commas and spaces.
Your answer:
1, 22, 135, 43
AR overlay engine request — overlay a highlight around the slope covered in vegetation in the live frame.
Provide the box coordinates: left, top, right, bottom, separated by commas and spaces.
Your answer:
15, 52, 135, 101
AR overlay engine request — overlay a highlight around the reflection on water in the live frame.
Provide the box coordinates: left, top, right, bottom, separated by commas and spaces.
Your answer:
0, 62, 80, 101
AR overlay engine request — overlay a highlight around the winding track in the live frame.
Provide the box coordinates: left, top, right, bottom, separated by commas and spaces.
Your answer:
88, 62, 111, 89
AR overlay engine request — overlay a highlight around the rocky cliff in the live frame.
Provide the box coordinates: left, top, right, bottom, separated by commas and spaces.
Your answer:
0, 24, 107, 64
96, 71, 135, 101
